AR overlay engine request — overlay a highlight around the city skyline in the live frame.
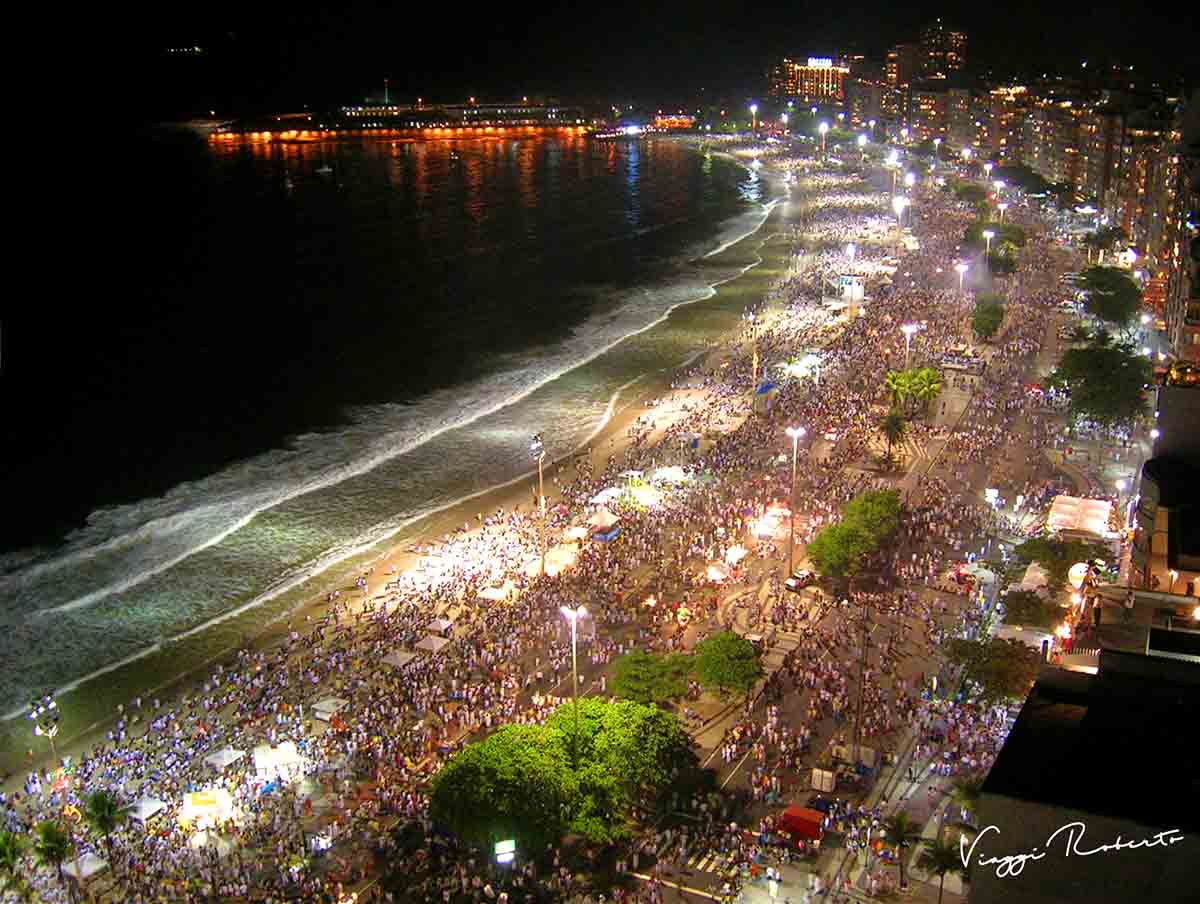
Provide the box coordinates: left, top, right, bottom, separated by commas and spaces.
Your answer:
125, 1, 1195, 118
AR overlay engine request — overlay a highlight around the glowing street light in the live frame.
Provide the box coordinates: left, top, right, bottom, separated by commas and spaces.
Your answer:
559, 605, 588, 764
901, 322, 922, 369
818, 121, 829, 156
997, 201, 1009, 222
982, 228, 996, 256
955, 261, 969, 294
749, 103, 758, 133
530, 434, 547, 576
983, 161, 993, 180
994, 179, 1006, 194
904, 171, 916, 189
29, 693, 60, 761
961, 146, 972, 161
933, 137, 942, 155
781, 112, 789, 131
900, 127, 909, 142
846, 242, 857, 264
1140, 313, 1151, 325
857, 133, 867, 161
1150, 428, 1161, 440
784, 426, 806, 575
1168, 569, 1180, 593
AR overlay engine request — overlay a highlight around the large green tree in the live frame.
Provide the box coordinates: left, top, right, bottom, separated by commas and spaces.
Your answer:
807, 520, 873, 578
881, 410, 906, 462
910, 368, 944, 413
428, 724, 574, 852
1078, 266, 1140, 328
999, 589, 1067, 631
945, 637, 1041, 704
843, 489, 903, 541
83, 791, 126, 876
692, 631, 764, 696
1049, 338, 1151, 426
609, 650, 692, 705
32, 821, 74, 901
972, 299, 1005, 340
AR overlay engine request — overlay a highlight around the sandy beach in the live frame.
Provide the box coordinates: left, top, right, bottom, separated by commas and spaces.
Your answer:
0, 155, 792, 782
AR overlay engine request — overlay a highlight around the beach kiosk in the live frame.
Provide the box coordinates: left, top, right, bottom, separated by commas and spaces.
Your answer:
128, 796, 167, 823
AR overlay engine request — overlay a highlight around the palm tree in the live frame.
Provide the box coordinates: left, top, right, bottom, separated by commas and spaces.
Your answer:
881, 410, 906, 463
917, 833, 968, 904
947, 774, 985, 829
884, 370, 912, 411
0, 830, 33, 902
32, 820, 75, 901
83, 790, 126, 876
911, 368, 944, 413
1066, 323, 1092, 344
881, 810, 923, 891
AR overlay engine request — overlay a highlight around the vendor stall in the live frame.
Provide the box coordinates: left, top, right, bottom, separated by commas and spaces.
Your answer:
62, 852, 108, 883
202, 747, 245, 771
311, 698, 349, 722
587, 508, 620, 530
180, 788, 236, 829
415, 634, 451, 654
252, 741, 307, 783
382, 650, 418, 670
127, 796, 167, 823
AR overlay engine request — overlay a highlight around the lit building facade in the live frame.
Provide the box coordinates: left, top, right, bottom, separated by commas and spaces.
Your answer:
919, 19, 966, 78
768, 57, 849, 103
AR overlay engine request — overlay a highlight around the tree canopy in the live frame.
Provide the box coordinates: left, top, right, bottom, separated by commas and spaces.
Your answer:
428, 700, 695, 851
965, 221, 1027, 249
1048, 337, 1151, 426
945, 636, 1041, 703
999, 589, 1068, 631
609, 650, 692, 705
692, 631, 764, 696
1077, 266, 1140, 328
972, 299, 1005, 340
808, 490, 902, 578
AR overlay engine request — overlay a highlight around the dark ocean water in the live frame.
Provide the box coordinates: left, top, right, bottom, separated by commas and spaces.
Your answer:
0, 128, 772, 714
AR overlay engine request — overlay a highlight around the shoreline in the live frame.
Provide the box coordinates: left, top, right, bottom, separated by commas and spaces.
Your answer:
0, 155, 794, 779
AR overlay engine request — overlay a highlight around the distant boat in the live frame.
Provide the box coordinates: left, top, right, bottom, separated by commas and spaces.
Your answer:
316, 163, 333, 175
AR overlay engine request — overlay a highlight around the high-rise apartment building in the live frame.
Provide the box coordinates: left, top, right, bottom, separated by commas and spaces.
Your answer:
885, 43, 921, 88
767, 57, 850, 103
919, 19, 967, 78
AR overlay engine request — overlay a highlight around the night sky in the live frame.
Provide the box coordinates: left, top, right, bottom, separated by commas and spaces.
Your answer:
118, 1, 1195, 118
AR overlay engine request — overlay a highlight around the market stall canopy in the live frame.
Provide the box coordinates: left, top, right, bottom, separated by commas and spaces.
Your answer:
428, 617, 455, 633
587, 508, 620, 529
127, 796, 166, 823
589, 487, 625, 506
253, 741, 306, 781
202, 747, 245, 771
627, 484, 664, 508
562, 525, 590, 541
1020, 562, 1050, 595
415, 634, 451, 654
312, 698, 349, 719
62, 852, 107, 882
382, 650, 418, 670
1047, 495, 1112, 540
650, 466, 690, 484
180, 788, 236, 828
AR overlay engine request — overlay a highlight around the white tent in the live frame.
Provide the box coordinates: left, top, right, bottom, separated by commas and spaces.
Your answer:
706, 562, 732, 581
543, 543, 579, 576
1020, 562, 1050, 594
180, 788, 237, 828
428, 617, 455, 633
415, 634, 451, 654
62, 852, 107, 882
127, 796, 166, 823
382, 650, 418, 670
202, 747, 245, 771
562, 525, 590, 541
312, 698, 349, 719
1048, 495, 1112, 541
587, 508, 620, 530
627, 484, 664, 508
964, 563, 997, 586
589, 487, 625, 506
253, 741, 306, 781
651, 465, 690, 484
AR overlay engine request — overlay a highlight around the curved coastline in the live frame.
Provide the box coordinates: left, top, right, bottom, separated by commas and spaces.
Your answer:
0, 148, 787, 763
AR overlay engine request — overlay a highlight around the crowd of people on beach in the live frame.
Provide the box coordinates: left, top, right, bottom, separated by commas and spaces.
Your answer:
1, 141, 1082, 904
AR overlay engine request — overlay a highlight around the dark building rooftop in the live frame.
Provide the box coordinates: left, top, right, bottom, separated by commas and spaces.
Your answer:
971, 650, 1200, 904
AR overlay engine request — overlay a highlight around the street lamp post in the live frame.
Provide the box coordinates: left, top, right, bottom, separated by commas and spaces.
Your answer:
818, 121, 829, 158
892, 196, 910, 250
982, 228, 995, 257
749, 103, 758, 134
997, 202, 1009, 222
901, 323, 921, 370
983, 161, 993, 182
781, 112, 788, 134
955, 262, 969, 295
933, 137, 942, 157
530, 434, 547, 577
560, 605, 587, 764
904, 171, 916, 191
29, 693, 60, 762
857, 133, 867, 161
785, 426, 806, 576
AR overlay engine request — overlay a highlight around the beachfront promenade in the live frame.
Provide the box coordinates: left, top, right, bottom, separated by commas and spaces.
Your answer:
1, 142, 1079, 904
